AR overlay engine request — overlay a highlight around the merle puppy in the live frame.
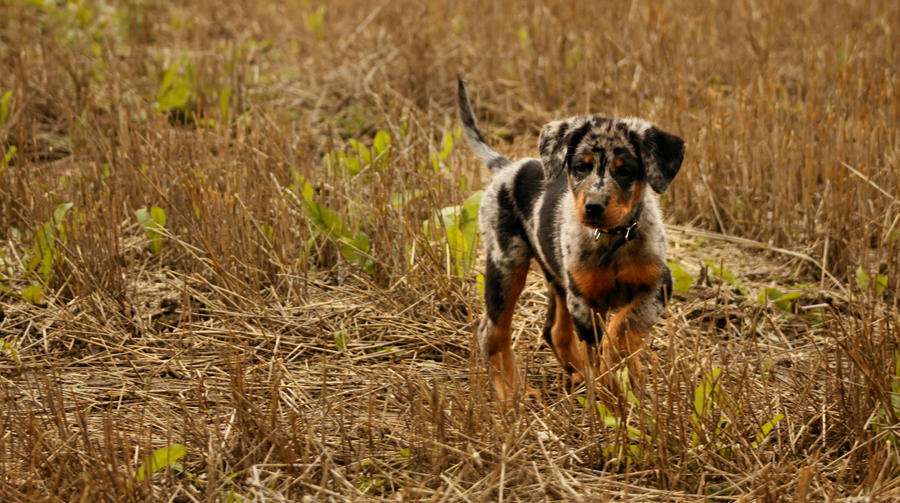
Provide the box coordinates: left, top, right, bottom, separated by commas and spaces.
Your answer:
458, 79, 684, 403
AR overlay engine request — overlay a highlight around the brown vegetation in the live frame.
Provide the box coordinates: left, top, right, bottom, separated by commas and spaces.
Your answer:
1, 0, 898, 500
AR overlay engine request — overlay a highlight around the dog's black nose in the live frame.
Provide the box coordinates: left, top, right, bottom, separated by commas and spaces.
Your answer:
584, 200, 605, 219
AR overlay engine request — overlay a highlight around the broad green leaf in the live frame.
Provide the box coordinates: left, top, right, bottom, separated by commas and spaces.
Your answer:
306, 5, 326, 38
758, 287, 800, 311
23, 284, 43, 305
804, 308, 824, 326
389, 190, 423, 208
705, 261, 749, 296
339, 231, 373, 276
460, 190, 483, 255
134, 443, 187, 484
432, 194, 483, 276
855, 266, 869, 291
156, 57, 195, 113
334, 331, 349, 351
667, 260, 693, 292
773, 291, 801, 312
26, 222, 57, 282
0, 338, 19, 369
461, 190, 483, 221
517, 26, 529, 46
876, 274, 888, 296
445, 225, 466, 275
373, 130, 391, 156
159, 60, 179, 94
578, 398, 650, 442
303, 200, 342, 236
439, 129, 457, 160
136, 206, 166, 254
0, 90, 11, 127
339, 231, 369, 259
1, 145, 16, 175
52, 202, 73, 243
348, 155, 361, 176
751, 413, 785, 449
693, 368, 722, 418
150, 205, 167, 228
430, 153, 441, 172
757, 288, 780, 306
157, 87, 190, 112
439, 204, 462, 230
301, 178, 314, 201
53, 202, 73, 228
135, 207, 151, 227
348, 140, 371, 168
219, 85, 232, 122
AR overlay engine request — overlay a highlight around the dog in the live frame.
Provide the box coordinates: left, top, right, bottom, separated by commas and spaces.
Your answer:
457, 78, 684, 404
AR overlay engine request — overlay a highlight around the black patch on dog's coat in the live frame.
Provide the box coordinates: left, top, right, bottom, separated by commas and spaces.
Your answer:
537, 173, 567, 281
495, 187, 525, 253
512, 160, 543, 217
483, 257, 507, 324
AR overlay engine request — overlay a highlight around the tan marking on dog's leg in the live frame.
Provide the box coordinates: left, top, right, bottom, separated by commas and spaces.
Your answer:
546, 294, 591, 390
481, 264, 537, 406
604, 297, 648, 390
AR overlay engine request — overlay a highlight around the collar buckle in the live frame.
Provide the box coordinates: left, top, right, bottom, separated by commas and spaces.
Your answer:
623, 221, 638, 241
592, 220, 640, 242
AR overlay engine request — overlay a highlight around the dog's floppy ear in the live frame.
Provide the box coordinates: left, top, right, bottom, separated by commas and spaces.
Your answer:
538, 117, 590, 179
637, 126, 685, 193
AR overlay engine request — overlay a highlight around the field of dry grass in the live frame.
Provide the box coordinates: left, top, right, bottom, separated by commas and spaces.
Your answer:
1, 0, 899, 500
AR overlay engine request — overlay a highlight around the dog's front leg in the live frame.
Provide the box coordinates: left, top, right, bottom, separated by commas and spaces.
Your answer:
566, 295, 607, 386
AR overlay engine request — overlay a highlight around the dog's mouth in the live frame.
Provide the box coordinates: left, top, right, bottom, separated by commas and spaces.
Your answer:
582, 219, 616, 231
580, 214, 629, 233
579, 204, 642, 238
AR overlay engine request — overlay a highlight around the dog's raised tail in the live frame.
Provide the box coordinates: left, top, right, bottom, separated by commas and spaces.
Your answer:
457, 78, 511, 174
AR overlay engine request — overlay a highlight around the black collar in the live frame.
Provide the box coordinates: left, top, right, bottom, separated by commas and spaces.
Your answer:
592, 205, 642, 266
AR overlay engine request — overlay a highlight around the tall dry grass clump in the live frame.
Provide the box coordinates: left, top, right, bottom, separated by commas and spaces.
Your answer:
1, 0, 899, 500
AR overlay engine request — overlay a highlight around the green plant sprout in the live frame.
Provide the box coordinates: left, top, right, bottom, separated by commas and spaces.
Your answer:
757, 287, 802, 312
291, 175, 374, 276
135, 205, 167, 254
219, 85, 232, 125
0, 90, 12, 127
424, 191, 482, 277
667, 260, 693, 292
704, 260, 749, 296
22, 202, 74, 304
430, 128, 460, 172
334, 331, 349, 351
578, 367, 784, 463
324, 129, 392, 178
0, 338, 20, 371
1, 145, 15, 176
855, 266, 888, 297
132, 443, 187, 485
306, 5, 326, 39
156, 55, 196, 114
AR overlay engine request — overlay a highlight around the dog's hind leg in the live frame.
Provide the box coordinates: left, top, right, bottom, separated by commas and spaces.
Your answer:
478, 255, 537, 405
542, 288, 590, 390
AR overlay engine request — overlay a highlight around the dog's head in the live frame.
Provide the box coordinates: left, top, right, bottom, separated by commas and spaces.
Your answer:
539, 116, 684, 230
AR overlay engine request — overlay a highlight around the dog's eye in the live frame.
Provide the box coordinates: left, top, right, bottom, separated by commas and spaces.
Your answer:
572, 161, 591, 176
583, 154, 593, 164
614, 156, 638, 176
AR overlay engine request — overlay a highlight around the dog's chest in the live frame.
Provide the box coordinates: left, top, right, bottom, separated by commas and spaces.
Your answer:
568, 259, 661, 309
